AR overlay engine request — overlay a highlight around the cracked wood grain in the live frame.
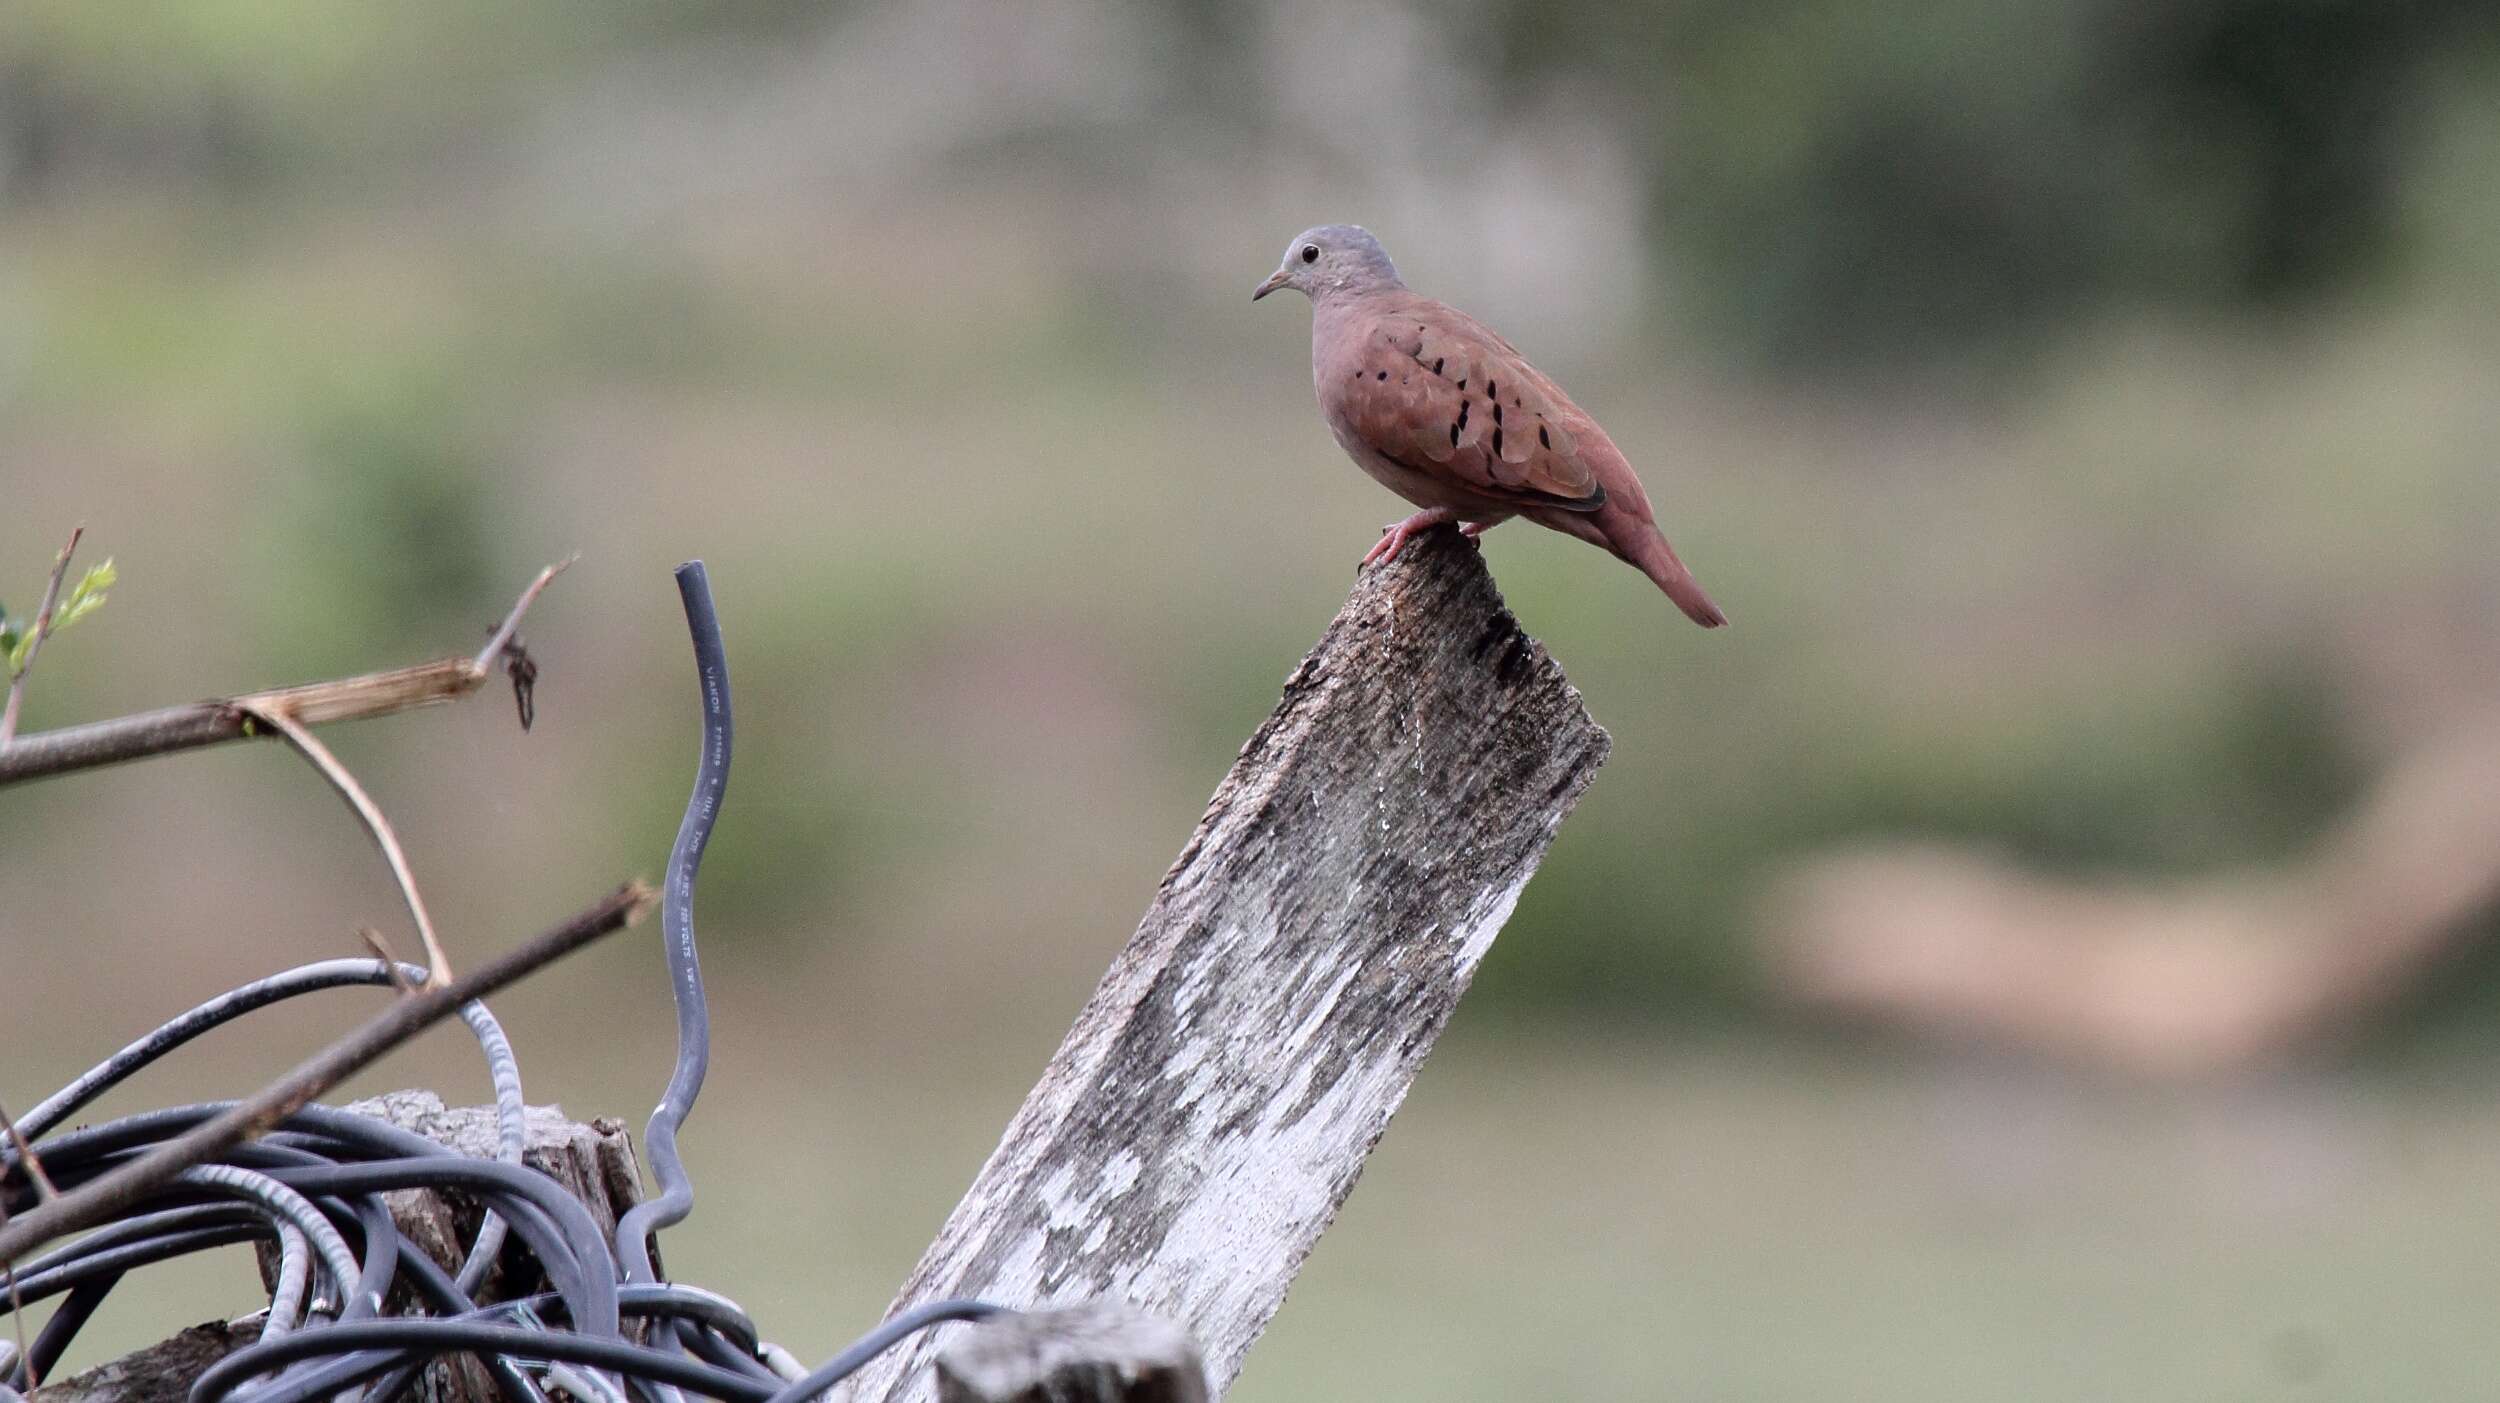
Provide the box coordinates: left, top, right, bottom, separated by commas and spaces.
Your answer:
850, 526, 1610, 1402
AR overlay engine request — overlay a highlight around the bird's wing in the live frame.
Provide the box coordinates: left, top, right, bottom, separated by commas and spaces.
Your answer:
1329, 302, 1605, 512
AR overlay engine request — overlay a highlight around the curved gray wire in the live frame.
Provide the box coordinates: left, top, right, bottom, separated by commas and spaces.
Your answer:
614, 561, 734, 1290
456, 996, 529, 1294
19, 1103, 612, 1339
757, 1300, 1007, 1403
4, 1203, 251, 1278
18, 1276, 115, 1387
12, 956, 529, 1303
262, 1221, 312, 1341
241, 1283, 760, 1403
4, 566, 1021, 1403
344, 1219, 550, 1403
174, 1165, 364, 1316
2, 1227, 268, 1305
20, 960, 505, 1141
196, 1323, 771, 1403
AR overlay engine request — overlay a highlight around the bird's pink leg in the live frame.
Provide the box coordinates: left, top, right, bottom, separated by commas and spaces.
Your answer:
1458, 515, 1511, 540
1360, 507, 1458, 568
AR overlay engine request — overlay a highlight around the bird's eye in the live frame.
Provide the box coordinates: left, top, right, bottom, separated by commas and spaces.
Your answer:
1300, 244, 1320, 263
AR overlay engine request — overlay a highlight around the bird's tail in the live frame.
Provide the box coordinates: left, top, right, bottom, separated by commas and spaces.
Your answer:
1622, 526, 1727, 629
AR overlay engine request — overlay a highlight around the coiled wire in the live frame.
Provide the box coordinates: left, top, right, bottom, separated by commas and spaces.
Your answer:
1, 563, 1007, 1402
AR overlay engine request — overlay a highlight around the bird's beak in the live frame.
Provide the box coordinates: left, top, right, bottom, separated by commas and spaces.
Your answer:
1251, 269, 1289, 302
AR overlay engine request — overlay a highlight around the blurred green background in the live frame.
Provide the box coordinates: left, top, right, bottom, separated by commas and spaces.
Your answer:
5, 2, 2500, 1397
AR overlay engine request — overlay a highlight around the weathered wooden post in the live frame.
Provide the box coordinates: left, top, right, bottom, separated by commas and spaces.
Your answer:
845, 527, 1610, 1400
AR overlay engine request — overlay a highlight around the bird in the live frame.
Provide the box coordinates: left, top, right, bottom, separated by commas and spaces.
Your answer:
1253, 224, 1726, 628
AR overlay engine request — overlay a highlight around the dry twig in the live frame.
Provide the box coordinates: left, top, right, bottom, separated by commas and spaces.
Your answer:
243, 704, 454, 987
222, 558, 577, 987
0, 559, 572, 788
360, 929, 421, 993
0, 525, 84, 748
0, 1099, 47, 1391
0, 1105, 49, 1206
473, 557, 570, 677
0, 880, 656, 1269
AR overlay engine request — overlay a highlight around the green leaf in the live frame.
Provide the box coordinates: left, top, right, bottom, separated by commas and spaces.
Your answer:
49, 558, 115, 635
57, 558, 114, 612
2, 558, 118, 673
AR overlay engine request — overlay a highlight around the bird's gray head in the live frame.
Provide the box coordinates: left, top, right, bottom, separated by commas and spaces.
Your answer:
1251, 224, 1402, 304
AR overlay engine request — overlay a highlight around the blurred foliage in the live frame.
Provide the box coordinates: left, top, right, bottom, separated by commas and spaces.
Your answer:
8, 0, 2497, 374
1488, 652, 2369, 1013
0, 2, 816, 188
2369, 908, 2500, 1067
249, 368, 500, 677
1477, 0, 2500, 368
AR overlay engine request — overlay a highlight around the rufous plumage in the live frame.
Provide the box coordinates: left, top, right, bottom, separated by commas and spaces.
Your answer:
1255, 224, 1725, 628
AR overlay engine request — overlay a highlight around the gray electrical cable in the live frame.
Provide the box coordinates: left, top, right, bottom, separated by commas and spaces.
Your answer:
2, 563, 1017, 1403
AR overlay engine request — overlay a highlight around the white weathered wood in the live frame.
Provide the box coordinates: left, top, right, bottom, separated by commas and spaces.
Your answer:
935, 1302, 1206, 1403
849, 528, 1610, 1401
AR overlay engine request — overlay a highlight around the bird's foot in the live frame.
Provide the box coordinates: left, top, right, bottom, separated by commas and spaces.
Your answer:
1458, 518, 1500, 540
1360, 508, 1458, 569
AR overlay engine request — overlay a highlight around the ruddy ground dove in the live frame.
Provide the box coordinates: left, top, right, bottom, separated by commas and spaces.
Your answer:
1254, 224, 1726, 628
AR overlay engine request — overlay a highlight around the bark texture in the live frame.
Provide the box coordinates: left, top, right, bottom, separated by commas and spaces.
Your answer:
849, 527, 1611, 1401
935, 1302, 1207, 1403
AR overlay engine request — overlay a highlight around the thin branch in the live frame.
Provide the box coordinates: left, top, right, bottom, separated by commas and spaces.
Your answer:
0, 880, 656, 1269
0, 1100, 45, 1391
0, 560, 572, 789
0, 1103, 50, 1204
244, 702, 453, 988
360, 929, 420, 993
0, 524, 84, 748
473, 555, 572, 676
2, 1205, 23, 1393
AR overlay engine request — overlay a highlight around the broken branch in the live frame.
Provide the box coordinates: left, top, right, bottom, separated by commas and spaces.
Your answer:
0, 560, 570, 789
0, 880, 657, 1269
243, 703, 454, 988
